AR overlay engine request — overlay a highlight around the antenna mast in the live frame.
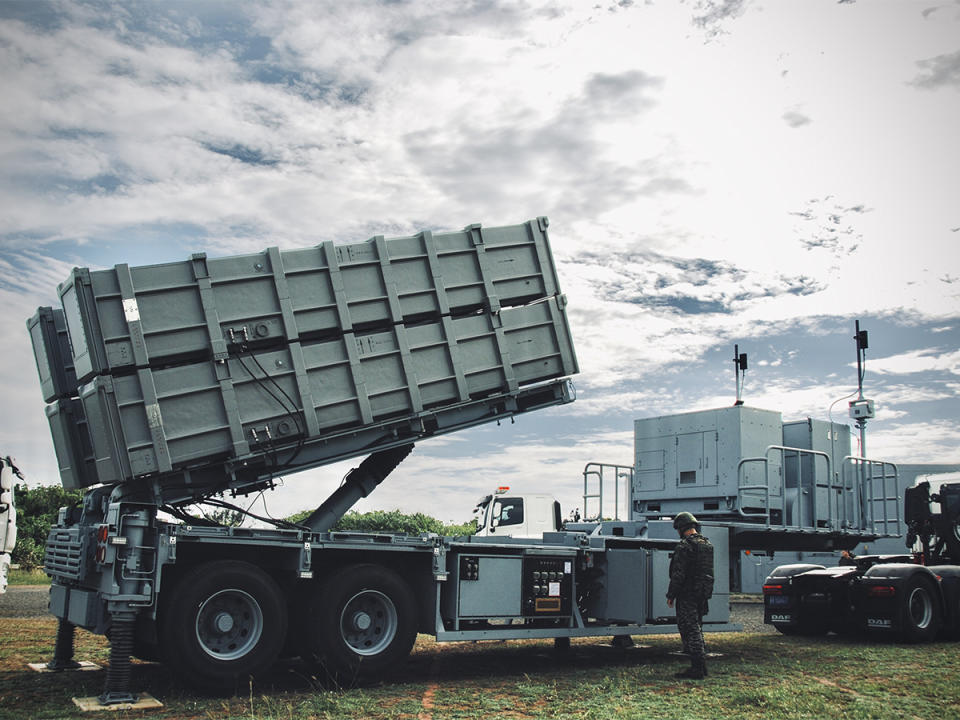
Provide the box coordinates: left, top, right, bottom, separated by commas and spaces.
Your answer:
848, 320, 875, 457
733, 344, 747, 406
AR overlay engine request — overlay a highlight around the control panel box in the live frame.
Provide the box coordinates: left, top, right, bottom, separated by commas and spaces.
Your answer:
446, 551, 574, 622
521, 555, 573, 617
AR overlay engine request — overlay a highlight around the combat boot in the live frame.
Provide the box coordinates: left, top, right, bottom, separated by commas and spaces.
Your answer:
674, 657, 706, 680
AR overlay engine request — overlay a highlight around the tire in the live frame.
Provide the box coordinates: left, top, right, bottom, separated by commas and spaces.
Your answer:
796, 607, 830, 637
898, 575, 941, 643
945, 517, 960, 561
303, 563, 417, 681
773, 624, 799, 636
161, 560, 288, 690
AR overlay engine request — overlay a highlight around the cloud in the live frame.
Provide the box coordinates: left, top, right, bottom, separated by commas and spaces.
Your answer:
0, 250, 81, 483
569, 246, 825, 317
789, 197, 869, 256
690, 0, 748, 40
782, 108, 811, 127
865, 420, 960, 464
910, 49, 960, 90
868, 348, 960, 376
401, 69, 671, 220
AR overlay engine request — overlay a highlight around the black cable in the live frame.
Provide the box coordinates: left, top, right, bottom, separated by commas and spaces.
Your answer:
236, 351, 305, 470
247, 351, 307, 469
203, 497, 306, 531
235, 353, 282, 471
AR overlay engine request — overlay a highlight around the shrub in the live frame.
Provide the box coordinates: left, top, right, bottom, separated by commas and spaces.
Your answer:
285, 508, 475, 536
11, 484, 84, 569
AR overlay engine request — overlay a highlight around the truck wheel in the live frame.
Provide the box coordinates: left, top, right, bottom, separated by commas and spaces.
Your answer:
796, 605, 830, 636
898, 576, 941, 643
162, 561, 287, 690
304, 563, 417, 681
945, 519, 960, 561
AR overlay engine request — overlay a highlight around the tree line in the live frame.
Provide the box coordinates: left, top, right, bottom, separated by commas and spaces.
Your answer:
11, 484, 474, 569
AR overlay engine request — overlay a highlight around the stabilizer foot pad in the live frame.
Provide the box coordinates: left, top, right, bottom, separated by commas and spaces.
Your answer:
72, 693, 163, 712
28, 661, 101, 672
668, 651, 724, 658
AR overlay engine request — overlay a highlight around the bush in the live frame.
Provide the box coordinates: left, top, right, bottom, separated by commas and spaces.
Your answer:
11, 484, 84, 570
285, 508, 475, 537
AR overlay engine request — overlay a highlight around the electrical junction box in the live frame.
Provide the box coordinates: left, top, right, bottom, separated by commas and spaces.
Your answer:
849, 398, 875, 420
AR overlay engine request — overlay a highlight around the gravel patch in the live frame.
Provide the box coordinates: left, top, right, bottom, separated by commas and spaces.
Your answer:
0, 585, 50, 618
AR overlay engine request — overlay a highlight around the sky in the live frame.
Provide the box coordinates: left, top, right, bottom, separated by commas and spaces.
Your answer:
1, 0, 958, 526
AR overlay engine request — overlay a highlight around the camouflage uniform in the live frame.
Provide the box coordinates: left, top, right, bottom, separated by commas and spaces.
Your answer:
667, 531, 714, 677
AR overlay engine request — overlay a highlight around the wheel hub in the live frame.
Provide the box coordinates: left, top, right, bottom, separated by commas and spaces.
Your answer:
215, 611, 235, 633
352, 611, 372, 631
907, 587, 932, 629
339, 589, 398, 656
196, 588, 264, 660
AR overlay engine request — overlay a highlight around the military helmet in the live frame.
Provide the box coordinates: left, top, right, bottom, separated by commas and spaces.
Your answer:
673, 511, 699, 533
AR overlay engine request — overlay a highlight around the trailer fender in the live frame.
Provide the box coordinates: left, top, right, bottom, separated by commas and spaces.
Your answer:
860, 564, 942, 642
762, 564, 825, 633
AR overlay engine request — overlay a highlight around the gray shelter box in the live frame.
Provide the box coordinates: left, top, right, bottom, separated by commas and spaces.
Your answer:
633, 406, 783, 518
782, 418, 852, 527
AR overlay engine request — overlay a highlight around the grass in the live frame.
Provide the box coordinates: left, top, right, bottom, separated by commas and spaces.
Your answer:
0, 618, 955, 720
5, 568, 50, 586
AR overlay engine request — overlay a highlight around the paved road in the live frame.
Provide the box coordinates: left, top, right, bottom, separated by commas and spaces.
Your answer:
0, 585, 49, 618
0, 587, 773, 632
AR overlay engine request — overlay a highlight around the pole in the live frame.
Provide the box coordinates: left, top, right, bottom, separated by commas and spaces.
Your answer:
733, 345, 746, 406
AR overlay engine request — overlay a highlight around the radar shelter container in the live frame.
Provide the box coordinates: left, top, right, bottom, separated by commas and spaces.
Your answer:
630, 405, 891, 535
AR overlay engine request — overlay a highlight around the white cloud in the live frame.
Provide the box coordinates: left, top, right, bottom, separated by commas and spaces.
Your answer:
869, 348, 960, 376
1, 0, 959, 521
865, 420, 960, 465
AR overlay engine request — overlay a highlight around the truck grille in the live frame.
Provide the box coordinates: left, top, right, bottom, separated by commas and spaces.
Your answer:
44, 527, 85, 581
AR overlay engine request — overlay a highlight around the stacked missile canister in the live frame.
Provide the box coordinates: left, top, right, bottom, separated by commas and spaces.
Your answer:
28, 218, 578, 499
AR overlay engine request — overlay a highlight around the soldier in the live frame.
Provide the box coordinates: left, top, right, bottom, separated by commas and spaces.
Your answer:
666, 511, 714, 679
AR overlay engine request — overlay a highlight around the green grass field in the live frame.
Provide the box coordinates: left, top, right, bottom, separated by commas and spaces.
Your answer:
5, 568, 49, 586
0, 617, 954, 720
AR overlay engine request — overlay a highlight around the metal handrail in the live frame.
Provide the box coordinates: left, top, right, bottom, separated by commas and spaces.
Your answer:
841, 456, 899, 536
737, 446, 832, 530
582, 462, 632, 521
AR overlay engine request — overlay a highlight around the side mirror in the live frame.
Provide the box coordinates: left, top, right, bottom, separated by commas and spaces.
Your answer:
491, 502, 502, 528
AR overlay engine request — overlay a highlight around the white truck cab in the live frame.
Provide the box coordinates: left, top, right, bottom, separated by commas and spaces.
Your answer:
0, 456, 19, 594
474, 487, 562, 539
